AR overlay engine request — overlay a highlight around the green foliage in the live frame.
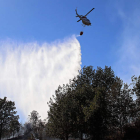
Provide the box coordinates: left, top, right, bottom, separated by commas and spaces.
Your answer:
0, 97, 19, 140
46, 66, 138, 140
10, 119, 20, 137
29, 110, 41, 128
132, 75, 140, 97
47, 84, 75, 140
27, 110, 45, 139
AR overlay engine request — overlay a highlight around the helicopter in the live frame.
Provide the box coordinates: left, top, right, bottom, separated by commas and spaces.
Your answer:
75, 8, 95, 27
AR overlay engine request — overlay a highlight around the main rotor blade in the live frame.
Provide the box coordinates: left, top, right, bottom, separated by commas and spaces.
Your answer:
84, 8, 95, 17
77, 19, 81, 22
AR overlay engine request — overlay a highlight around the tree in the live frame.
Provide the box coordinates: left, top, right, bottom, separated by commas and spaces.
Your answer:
37, 119, 46, 140
74, 66, 118, 140
70, 66, 135, 139
47, 66, 137, 140
112, 83, 135, 135
0, 97, 19, 140
132, 75, 140, 98
47, 84, 75, 140
28, 110, 41, 138
29, 110, 40, 127
47, 66, 119, 140
24, 122, 32, 136
9, 119, 20, 137
17, 123, 24, 136
131, 75, 140, 120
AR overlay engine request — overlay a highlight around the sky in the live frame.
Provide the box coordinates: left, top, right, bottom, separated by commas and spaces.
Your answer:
0, 0, 140, 122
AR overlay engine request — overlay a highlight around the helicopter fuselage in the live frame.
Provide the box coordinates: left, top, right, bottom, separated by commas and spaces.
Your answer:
80, 16, 91, 25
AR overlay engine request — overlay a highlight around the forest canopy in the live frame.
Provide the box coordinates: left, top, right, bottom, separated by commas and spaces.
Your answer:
1, 66, 140, 140
46, 66, 140, 140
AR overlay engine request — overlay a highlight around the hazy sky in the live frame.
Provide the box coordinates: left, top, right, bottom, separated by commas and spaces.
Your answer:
0, 0, 140, 122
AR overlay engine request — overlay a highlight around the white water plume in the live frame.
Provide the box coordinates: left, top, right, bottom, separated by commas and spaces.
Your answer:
0, 35, 81, 121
